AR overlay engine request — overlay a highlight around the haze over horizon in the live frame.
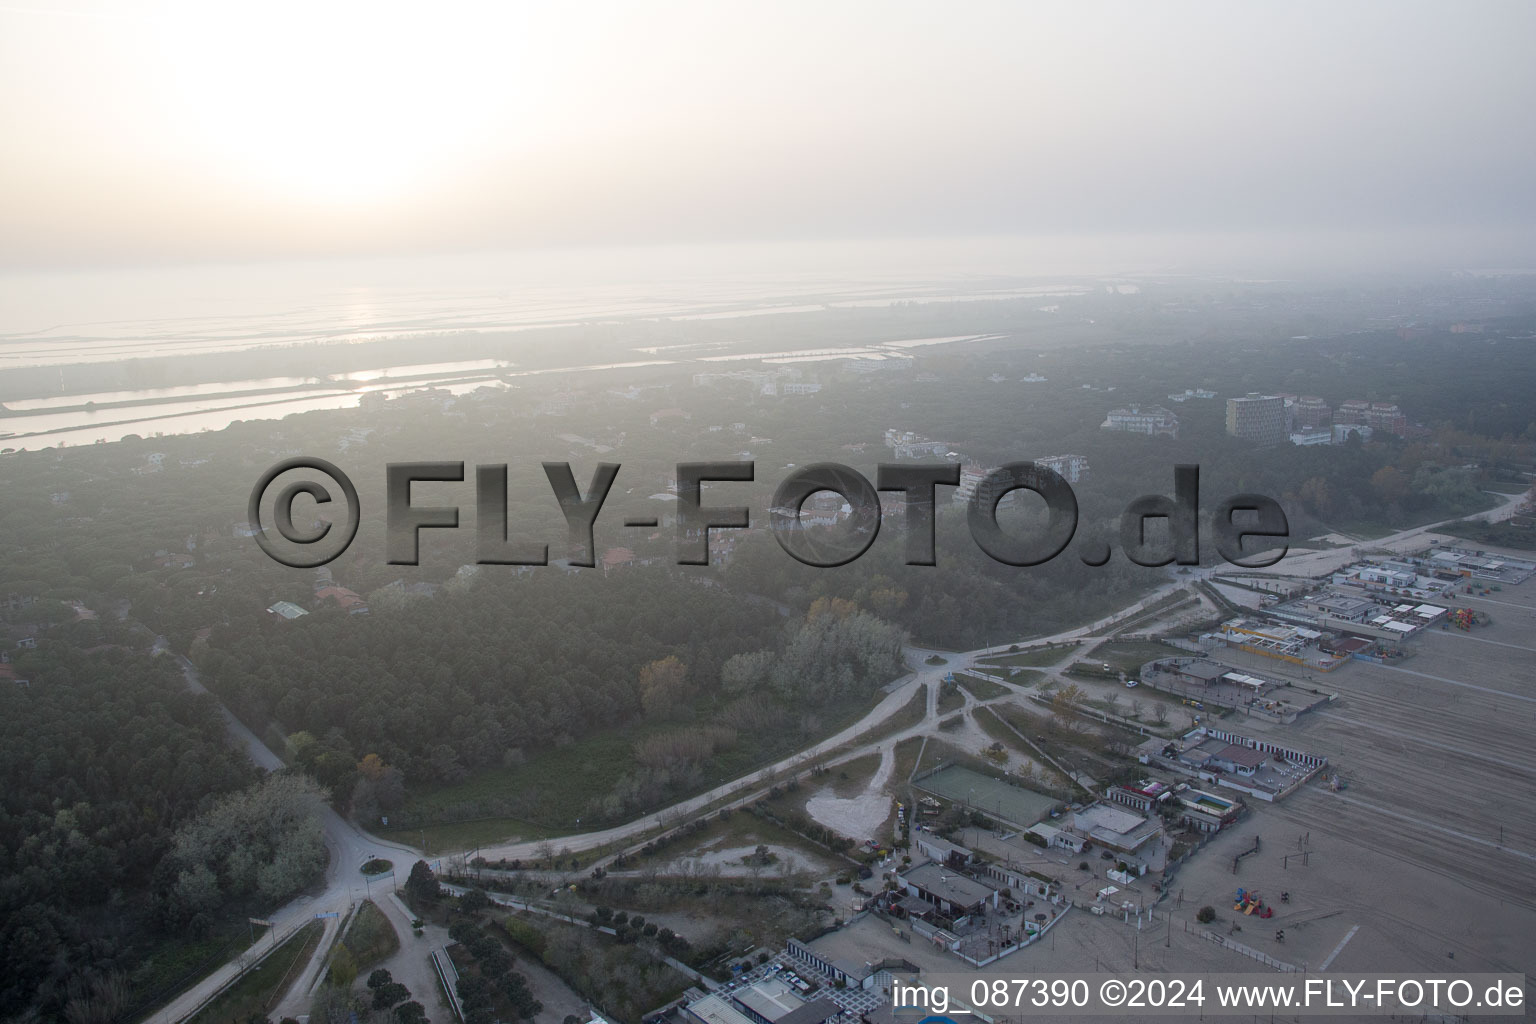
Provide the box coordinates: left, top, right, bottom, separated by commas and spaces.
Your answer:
4, 0, 1535, 272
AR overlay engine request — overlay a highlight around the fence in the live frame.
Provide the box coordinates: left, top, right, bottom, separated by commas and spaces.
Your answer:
431, 948, 466, 1022
1195, 926, 1299, 972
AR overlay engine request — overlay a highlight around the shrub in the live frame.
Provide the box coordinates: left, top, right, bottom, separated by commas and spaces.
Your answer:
1196, 906, 1216, 924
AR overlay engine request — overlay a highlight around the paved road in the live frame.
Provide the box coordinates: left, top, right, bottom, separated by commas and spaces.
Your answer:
145, 499, 1508, 1021
142, 657, 423, 1024
1230, 489, 1528, 579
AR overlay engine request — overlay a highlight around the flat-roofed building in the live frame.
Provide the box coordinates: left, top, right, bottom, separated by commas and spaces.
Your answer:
1065, 803, 1164, 856
1211, 744, 1268, 776
732, 979, 804, 1024
1035, 452, 1090, 483
1162, 659, 1229, 687
913, 833, 974, 868
1102, 405, 1180, 438
686, 995, 756, 1024
1226, 394, 1287, 445
897, 861, 999, 917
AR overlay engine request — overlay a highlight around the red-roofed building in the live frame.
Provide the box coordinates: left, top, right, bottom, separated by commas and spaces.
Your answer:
602, 547, 636, 571
1212, 744, 1268, 775
315, 586, 369, 613
649, 408, 691, 426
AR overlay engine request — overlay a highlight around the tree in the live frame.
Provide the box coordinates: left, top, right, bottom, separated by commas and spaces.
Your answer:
161, 773, 328, 925
404, 860, 440, 904
1196, 905, 1217, 924
373, 982, 411, 1009
367, 968, 394, 989
639, 655, 692, 718
1371, 465, 1409, 505
329, 945, 358, 989
1051, 683, 1087, 733
1298, 476, 1333, 518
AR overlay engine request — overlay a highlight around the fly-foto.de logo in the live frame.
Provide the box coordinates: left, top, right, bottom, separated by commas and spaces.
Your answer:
247, 457, 1288, 571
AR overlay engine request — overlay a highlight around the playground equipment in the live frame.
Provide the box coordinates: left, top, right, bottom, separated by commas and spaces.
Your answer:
1234, 888, 1274, 918
1446, 608, 1490, 630
1232, 835, 1262, 874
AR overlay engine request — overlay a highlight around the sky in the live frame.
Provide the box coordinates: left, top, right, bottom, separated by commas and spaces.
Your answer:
2, 0, 1535, 269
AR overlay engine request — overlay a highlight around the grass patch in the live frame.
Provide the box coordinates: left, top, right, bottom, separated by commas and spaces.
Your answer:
889, 736, 929, 788
1434, 518, 1536, 552
361, 857, 393, 875
800, 686, 927, 769
1113, 595, 1198, 635
127, 914, 270, 1020
936, 685, 965, 715
338, 899, 399, 972
382, 816, 551, 854
499, 911, 691, 1023
974, 704, 1030, 752
1078, 640, 1175, 676
824, 752, 883, 797
954, 673, 1011, 701
627, 805, 833, 873
979, 644, 1079, 668
186, 921, 323, 1024
397, 691, 890, 836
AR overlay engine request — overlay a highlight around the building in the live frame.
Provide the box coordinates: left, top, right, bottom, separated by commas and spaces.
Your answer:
1333, 422, 1373, 444
1294, 593, 1377, 622
1101, 405, 1179, 438
953, 464, 1003, 506
784, 938, 877, 990
1107, 779, 1174, 814
731, 978, 807, 1024
1225, 394, 1287, 445
1289, 430, 1332, 446
884, 429, 953, 459
1171, 786, 1243, 832
1210, 744, 1268, 776
1159, 659, 1229, 687
649, 407, 692, 426
775, 1000, 839, 1024
1288, 395, 1332, 429
266, 601, 308, 620
1147, 727, 1328, 803
1063, 803, 1164, 860
896, 861, 999, 918
314, 586, 368, 613
1034, 453, 1090, 483
1336, 399, 1407, 437
685, 994, 756, 1024
913, 833, 974, 868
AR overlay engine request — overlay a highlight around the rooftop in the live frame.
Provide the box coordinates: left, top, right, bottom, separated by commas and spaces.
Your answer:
900, 860, 997, 908
1214, 743, 1268, 769
732, 979, 803, 1022
266, 601, 308, 620
777, 998, 841, 1024
688, 995, 756, 1024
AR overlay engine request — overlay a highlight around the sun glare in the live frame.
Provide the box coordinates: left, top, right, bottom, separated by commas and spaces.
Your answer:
146, 0, 536, 205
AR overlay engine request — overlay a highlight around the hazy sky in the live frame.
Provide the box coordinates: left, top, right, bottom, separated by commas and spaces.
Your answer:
3, 1, 1534, 268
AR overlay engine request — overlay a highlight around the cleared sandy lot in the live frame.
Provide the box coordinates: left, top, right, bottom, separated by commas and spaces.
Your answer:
1146, 580, 1536, 976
